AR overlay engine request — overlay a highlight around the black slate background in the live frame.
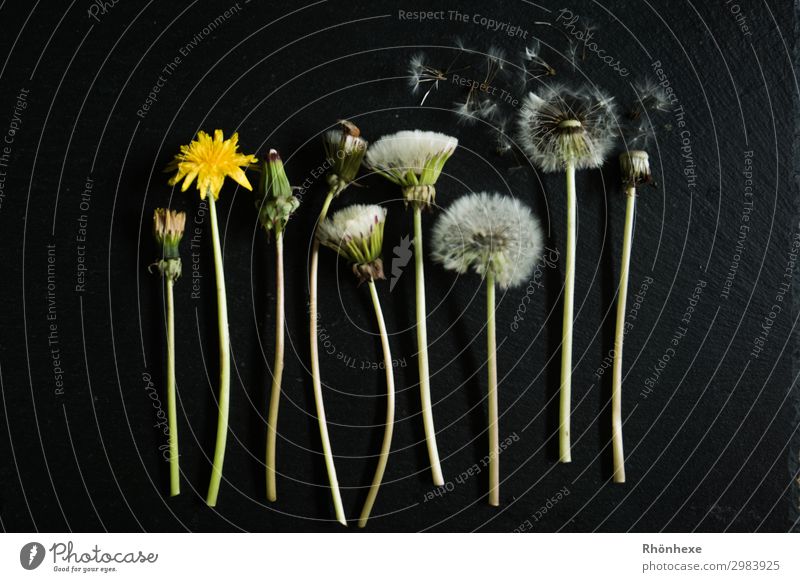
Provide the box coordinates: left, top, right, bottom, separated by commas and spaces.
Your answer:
0, 0, 797, 532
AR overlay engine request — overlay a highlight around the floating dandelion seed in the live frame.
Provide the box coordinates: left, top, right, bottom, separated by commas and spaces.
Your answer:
409, 53, 449, 106
431, 192, 543, 505
629, 77, 672, 119
521, 40, 556, 82
517, 85, 618, 462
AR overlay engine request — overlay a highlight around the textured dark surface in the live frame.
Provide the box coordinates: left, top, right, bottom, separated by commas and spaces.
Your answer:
0, 0, 797, 532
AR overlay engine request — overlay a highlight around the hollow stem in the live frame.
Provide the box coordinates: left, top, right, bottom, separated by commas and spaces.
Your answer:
612, 186, 636, 483
166, 276, 179, 497
266, 229, 285, 501
486, 273, 499, 506
309, 187, 347, 526
358, 280, 396, 528
413, 205, 444, 486
205, 194, 231, 507
560, 161, 576, 463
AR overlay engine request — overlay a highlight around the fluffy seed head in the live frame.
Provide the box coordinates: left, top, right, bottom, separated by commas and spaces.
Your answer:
317, 204, 387, 282
364, 130, 458, 187
431, 192, 544, 289
517, 85, 618, 173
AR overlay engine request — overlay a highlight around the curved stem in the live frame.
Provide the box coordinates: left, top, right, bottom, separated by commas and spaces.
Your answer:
486, 273, 499, 506
266, 230, 285, 501
358, 280, 395, 528
206, 194, 230, 507
309, 188, 347, 526
413, 206, 444, 485
166, 276, 179, 497
612, 187, 636, 483
560, 161, 576, 463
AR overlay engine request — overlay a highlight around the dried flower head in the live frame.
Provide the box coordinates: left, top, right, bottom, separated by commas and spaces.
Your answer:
317, 204, 387, 283
431, 192, 544, 289
256, 149, 300, 235
365, 130, 458, 208
517, 85, 618, 173
619, 150, 652, 187
152, 208, 186, 280
323, 120, 368, 192
165, 130, 257, 200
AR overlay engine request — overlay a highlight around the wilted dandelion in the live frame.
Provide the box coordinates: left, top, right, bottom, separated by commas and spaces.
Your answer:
517, 85, 617, 462
317, 204, 395, 528
431, 192, 543, 505
365, 130, 458, 486
309, 119, 368, 526
612, 150, 653, 485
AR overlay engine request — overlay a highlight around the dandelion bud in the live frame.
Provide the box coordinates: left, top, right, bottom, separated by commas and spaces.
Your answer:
256, 149, 300, 234
153, 208, 185, 280
619, 150, 652, 188
323, 120, 368, 193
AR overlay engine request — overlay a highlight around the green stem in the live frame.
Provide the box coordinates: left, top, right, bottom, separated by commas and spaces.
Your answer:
309, 187, 347, 526
560, 161, 576, 463
612, 187, 636, 484
266, 229, 285, 501
358, 280, 395, 528
206, 194, 230, 507
486, 273, 499, 506
166, 276, 179, 497
413, 205, 444, 486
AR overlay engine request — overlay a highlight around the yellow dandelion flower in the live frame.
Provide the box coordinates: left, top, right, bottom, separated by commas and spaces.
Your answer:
166, 129, 257, 200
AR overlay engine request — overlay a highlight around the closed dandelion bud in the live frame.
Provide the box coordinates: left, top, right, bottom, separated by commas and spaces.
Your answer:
323, 120, 368, 193
257, 149, 300, 235
619, 150, 652, 188
316, 204, 387, 284
153, 208, 185, 281
365, 130, 458, 209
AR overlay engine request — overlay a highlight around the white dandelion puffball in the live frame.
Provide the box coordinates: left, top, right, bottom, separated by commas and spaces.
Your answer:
517, 84, 618, 173
364, 130, 458, 186
316, 204, 387, 265
431, 192, 544, 289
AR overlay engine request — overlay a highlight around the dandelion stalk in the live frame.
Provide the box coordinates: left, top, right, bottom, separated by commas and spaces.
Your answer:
265, 229, 284, 500
485, 271, 499, 506
560, 160, 576, 463
165, 276, 179, 496
517, 87, 617, 463
358, 278, 395, 527
206, 192, 230, 507
317, 204, 393, 528
308, 121, 367, 525
255, 149, 300, 502
431, 192, 543, 505
164, 129, 257, 506
413, 205, 443, 485
612, 150, 652, 484
152, 208, 185, 497
365, 130, 457, 485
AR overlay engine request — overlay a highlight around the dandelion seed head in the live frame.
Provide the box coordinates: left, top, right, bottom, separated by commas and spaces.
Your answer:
517, 84, 618, 173
317, 204, 387, 281
365, 130, 458, 186
431, 192, 544, 289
